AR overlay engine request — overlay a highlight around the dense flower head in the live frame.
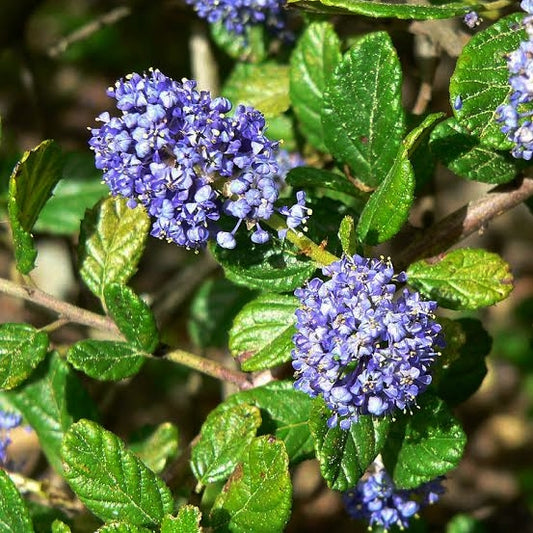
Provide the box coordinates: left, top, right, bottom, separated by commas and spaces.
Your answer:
464, 11, 481, 28
89, 69, 309, 249
0, 409, 22, 466
496, 1, 533, 159
185, 0, 289, 38
343, 466, 445, 531
292, 254, 443, 430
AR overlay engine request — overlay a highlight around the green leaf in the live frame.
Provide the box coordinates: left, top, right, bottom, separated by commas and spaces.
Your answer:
430, 117, 517, 184
229, 293, 298, 371
222, 63, 289, 118
450, 14, 524, 150
407, 248, 514, 310
382, 394, 466, 488
79, 196, 150, 300
96, 524, 152, 533
191, 403, 261, 485
104, 284, 158, 353
210, 436, 291, 533
290, 21, 341, 151
222, 381, 314, 464
287, 0, 472, 19
161, 507, 202, 533
8, 140, 63, 273
51, 520, 72, 533
62, 419, 173, 526
188, 279, 256, 349
0, 469, 34, 532
309, 399, 390, 491
67, 340, 145, 381
338, 216, 357, 256
210, 22, 266, 63
265, 114, 297, 152
286, 166, 363, 198
5, 352, 97, 474
322, 31, 404, 188
435, 318, 492, 406
210, 236, 316, 293
446, 514, 487, 533
129, 422, 179, 474
0, 323, 48, 390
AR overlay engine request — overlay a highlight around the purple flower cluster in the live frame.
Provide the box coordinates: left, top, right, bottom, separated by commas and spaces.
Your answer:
0, 409, 22, 466
89, 70, 309, 250
464, 11, 481, 29
496, 0, 533, 159
343, 466, 444, 531
185, 0, 288, 38
292, 254, 443, 430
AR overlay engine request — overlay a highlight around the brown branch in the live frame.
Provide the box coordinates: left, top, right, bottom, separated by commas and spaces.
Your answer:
396, 176, 533, 267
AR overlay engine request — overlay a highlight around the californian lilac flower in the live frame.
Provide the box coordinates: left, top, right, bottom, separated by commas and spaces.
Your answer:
90, 69, 307, 249
292, 254, 443, 430
343, 466, 445, 531
0, 410, 22, 466
464, 11, 480, 28
185, 0, 289, 39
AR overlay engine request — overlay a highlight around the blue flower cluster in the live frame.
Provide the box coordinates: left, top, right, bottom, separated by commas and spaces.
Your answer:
292, 254, 443, 430
0, 409, 22, 466
185, 0, 288, 38
89, 70, 308, 250
343, 466, 444, 531
496, 0, 533, 159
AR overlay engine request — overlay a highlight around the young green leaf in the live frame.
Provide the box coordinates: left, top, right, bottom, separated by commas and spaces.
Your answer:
62, 419, 173, 526
430, 117, 517, 184
191, 403, 261, 485
309, 399, 390, 491
210, 436, 291, 533
407, 249, 513, 310
129, 422, 179, 474
8, 140, 63, 273
222, 63, 290, 118
382, 394, 466, 488
5, 352, 98, 474
450, 13, 524, 150
322, 31, 404, 188
104, 283, 158, 353
229, 293, 298, 371
79, 196, 150, 300
0, 323, 48, 390
161, 506, 202, 533
290, 21, 341, 151
0, 469, 34, 533
51, 520, 72, 533
67, 340, 145, 381
338, 216, 357, 256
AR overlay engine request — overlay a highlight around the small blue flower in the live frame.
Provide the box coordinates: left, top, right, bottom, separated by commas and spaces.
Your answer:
0, 410, 22, 466
464, 11, 481, 28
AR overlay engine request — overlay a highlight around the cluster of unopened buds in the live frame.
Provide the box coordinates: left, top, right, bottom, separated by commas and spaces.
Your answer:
89, 69, 310, 250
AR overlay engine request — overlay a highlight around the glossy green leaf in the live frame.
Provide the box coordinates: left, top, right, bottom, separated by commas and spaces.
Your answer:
161, 507, 202, 533
129, 422, 179, 474
383, 394, 466, 488
192, 403, 261, 485
222, 381, 314, 464
450, 14, 524, 149
290, 21, 341, 151
229, 293, 298, 371
223, 63, 290, 118
287, 0, 472, 19
62, 419, 173, 526
286, 166, 362, 198
338, 216, 357, 256
266, 114, 297, 152
210, 436, 291, 533
0, 323, 48, 390
0, 469, 34, 532
104, 283, 158, 353
67, 340, 145, 381
5, 352, 97, 474
8, 140, 63, 273
96, 524, 152, 533
210, 22, 266, 63
430, 117, 517, 184
407, 248, 514, 310
79, 196, 150, 300
51, 520, 72, 533
322, 31, 404, 188
210, 236, 316, 293
188, 278, 256, 349
435, 318, 492, 406
310, 399, 390, 491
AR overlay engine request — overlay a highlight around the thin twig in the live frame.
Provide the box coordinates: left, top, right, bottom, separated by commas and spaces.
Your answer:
396, 176, 533, 267
189, 21, 220, 94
